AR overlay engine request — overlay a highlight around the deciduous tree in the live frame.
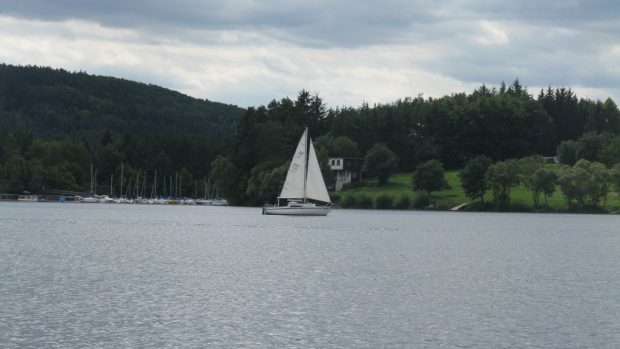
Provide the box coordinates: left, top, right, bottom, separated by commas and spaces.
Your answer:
412, 159, 448, 195
362, 143, 399, 184
459, 155, 492, 203
486, 159, 520, 208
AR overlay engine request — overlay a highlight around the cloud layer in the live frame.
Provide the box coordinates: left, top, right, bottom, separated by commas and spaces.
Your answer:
1, 0, 619, 107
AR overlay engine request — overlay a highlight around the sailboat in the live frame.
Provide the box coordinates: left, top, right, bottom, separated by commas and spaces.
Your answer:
263, 128, 331, 216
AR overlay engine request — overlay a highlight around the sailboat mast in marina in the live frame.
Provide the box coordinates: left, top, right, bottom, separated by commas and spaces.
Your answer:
263, 128, 331, 216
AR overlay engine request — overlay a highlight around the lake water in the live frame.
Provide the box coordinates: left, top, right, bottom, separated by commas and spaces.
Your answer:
1, 202, 619, 348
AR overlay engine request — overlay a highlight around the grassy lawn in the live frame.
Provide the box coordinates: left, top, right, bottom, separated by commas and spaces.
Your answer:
338, 171, 467, 209
336, 170, 620, 212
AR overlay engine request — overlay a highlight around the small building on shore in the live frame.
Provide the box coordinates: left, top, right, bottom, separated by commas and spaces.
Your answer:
18, 194, 42, 202
329, 157, 363, 191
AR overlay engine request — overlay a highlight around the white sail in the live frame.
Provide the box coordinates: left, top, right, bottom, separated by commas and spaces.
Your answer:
305, 139, 331, 203
264, 128, 331, 216
279, 129, 308, 199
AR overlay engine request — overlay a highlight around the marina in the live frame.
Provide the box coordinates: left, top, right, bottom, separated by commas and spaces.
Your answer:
0, 194, 228, 205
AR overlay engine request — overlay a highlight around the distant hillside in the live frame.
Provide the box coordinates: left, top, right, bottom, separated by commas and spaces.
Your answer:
0, 64, 244, 145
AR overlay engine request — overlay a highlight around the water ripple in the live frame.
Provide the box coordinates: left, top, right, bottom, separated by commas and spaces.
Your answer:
1, 203, 619, 348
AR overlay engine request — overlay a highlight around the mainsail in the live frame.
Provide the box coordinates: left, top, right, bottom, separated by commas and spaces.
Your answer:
279, 128, 308, 199
278, 128, 331, 203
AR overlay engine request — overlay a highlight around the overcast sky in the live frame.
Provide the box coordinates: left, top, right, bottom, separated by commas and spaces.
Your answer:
1, 0, 619, 108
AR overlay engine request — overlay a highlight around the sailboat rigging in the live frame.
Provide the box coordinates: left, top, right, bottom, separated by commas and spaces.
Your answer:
263, 128, 331, 216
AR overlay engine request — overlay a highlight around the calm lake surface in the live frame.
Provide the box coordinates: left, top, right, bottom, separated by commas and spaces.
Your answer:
1, 202, 619, 348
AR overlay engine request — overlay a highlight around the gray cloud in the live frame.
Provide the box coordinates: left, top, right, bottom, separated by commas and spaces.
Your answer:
1, 0, 619, 106
1, 0, 449, 47
3, 0, 619, 46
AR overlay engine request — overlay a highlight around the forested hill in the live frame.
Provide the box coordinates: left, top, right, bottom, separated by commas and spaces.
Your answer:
0, 64, 244, 144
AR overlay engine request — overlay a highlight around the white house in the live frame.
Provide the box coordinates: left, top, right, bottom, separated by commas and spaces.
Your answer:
329, 157, 363, 191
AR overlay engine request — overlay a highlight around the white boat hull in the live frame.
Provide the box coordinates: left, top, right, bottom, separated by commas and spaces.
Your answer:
262, 204, 330, 216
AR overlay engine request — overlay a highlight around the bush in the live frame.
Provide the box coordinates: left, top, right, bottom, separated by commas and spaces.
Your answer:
412, 191, 431, 209
358, 194, 373, 209
340, 194, 359, 208
394, 193, 411, 209
341, 181, 364, 190
330, 193, 341, 204
374, 194, 394, 209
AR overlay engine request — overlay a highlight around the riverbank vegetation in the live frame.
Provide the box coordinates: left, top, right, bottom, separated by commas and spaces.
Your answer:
1, 64, 620, 212
334, 160, 620, 213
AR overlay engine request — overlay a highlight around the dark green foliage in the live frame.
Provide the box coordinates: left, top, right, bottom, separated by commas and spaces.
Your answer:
517, 155, 544, 204
557, 140, 577, 165
412, 191, 431, 209
531, 168, 558, 208
210, 155, 242, 204
394, 193, 411, 209
230, 91, 330, 201
600, 135, 620, 167
611, 163, 620, 192
374, 194, 394, 209
557, 165, 581, 209
560, 133, 620, 167
0, 64, 243, 197
459, 155, 492, 203
317, 135, 360, 157
338, 193, 374, 209
358, 194, 373, 209
178, 167, 193, 197
3, 68, 620, 207
575, 132, 613, 162
487, 159, 520, 208
538, 86, 582, 143
245, 162, 289, 205
427, 87, 554, 167
0, 64, 243, 145
1, 154, 28, 193
586, 98, 620, 134
340, 194, 359, 208
363, 143, 399, 184
412, 159, 448, 194
558, 160, 610, 209
330, 193, 341, 204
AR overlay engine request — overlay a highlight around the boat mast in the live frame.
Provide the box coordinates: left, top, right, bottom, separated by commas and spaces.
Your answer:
303, 127, 309, 203
90, 163, 93, 194
153, 170, 157, 198
120, 163, 124, 198
135, 173, 140, 198
93, 168, 97, 195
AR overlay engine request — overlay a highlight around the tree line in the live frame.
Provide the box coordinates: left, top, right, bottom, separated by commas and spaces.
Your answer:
458, 153, 620, 211
211, 81, 620, 206
0, 64, 245, 197
0, 132, 222, 198
2, 67, 620, 208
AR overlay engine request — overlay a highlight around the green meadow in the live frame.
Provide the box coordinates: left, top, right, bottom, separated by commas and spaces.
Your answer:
335, 170, 620, 212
